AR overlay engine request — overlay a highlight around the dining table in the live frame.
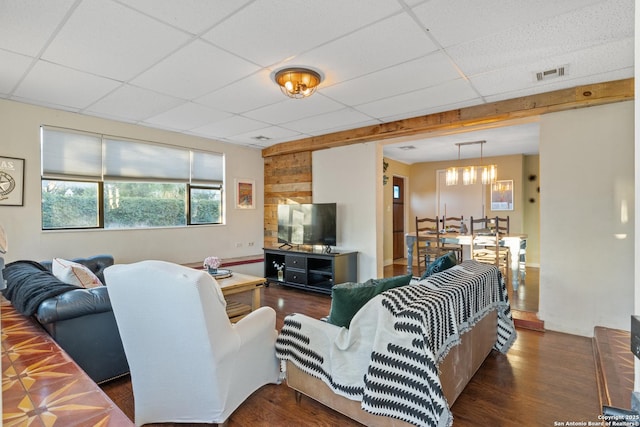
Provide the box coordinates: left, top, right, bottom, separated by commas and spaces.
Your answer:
405, 231, 527, 289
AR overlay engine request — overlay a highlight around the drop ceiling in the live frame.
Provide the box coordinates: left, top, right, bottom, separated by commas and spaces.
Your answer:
0, 0, 633, 163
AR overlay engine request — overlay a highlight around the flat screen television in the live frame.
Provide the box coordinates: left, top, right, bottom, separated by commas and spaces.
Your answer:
277, 203, 337, 249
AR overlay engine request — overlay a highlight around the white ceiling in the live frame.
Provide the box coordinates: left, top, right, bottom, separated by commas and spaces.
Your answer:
383, 120, 542, 164
0, 0, 634, 163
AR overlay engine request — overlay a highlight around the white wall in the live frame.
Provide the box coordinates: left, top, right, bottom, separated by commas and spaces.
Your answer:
313, 142, 381, 281
539, 101, 634, 336
0, 99, 264, 265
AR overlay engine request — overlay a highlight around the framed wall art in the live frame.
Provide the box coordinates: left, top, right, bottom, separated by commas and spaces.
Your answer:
0, 156, 24, 206
235, 178, 255, 209
490, 179, 514, 211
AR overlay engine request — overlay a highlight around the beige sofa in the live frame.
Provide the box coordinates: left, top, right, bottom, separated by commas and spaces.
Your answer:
276, 261, 516, 427
285, 310, 497, 426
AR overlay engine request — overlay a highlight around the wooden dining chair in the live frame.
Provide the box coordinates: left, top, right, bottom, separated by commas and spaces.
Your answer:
469, 216, 489, 235
415, 216, 449, 278
442, 215, 463, 233
493, 216, 510, 234
441, 216, 464, 262
471, 230, 510, 287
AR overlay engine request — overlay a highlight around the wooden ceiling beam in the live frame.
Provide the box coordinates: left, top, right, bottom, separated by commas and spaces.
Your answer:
262, 78, 633, 158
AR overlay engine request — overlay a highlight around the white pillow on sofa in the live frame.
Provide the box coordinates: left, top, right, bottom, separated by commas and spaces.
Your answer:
52, 258, 103, 288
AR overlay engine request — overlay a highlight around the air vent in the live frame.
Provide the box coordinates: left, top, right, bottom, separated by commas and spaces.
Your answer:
398, 145, 416, 150
535, 65, 567, 82
252, 135, 271, 141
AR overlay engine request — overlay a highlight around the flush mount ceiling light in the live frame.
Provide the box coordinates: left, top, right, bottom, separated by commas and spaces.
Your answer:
274, 67, 322, 99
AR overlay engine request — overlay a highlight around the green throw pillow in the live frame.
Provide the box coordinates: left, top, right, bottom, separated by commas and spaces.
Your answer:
420, 251, 458, 280
370, 273, 412, 290
327, 273, 412, 328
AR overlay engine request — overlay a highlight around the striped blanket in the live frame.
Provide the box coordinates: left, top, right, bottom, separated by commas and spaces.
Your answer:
275, 260, 516, 427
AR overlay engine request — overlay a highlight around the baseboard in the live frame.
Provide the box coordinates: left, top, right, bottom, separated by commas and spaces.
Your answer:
183, 254, 264, 270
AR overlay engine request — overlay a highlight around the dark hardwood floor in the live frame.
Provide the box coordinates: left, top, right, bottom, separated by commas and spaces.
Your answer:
508, 267, 539, 312
101, 264, 601, 426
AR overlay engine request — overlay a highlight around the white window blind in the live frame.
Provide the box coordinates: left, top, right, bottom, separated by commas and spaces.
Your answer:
192, 151, 223, 185
41, 128, 102, 180
104, 138, 190, 181
41, 127, 224, 184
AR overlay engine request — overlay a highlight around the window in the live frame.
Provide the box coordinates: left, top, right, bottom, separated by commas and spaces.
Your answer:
104, 182, 186, 228
189, 186, 222, 225
41, 127, 224, 230
42, 180, 100, 229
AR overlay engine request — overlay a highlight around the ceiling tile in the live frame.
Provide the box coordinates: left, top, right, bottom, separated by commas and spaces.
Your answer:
42, 0, 191, 81
224, 125, 302, 146
355, 78, 479, 120
132, 39, 260, 99
243, 93, 345, 125
412, 0, 603, 48
293, 13, 438, 85
323, 51, 461, 106
201, 0, 403, 66
195, 69, 284, 114
281, 108, 377, 135
123, 0, 253, 34
447, 0, 633, 77
470, 38, 634, 100
13, 61, 121, 110
85, 85, 184, 122
0, 0, 76, 57
143, 101, 233, 131
0, 50, 33, 94
305, 119, 382, 137
378, 98, 482, 125
190, 115, 268, 139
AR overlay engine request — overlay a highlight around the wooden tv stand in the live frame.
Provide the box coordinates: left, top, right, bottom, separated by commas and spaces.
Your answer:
263, 247, 357, 294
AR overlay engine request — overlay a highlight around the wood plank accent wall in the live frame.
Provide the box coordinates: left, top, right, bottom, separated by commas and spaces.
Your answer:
262, 78, 633, 248
264, 151, 313, 248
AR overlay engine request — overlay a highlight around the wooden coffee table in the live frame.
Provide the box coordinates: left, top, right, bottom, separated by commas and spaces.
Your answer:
215, 272, 266, 322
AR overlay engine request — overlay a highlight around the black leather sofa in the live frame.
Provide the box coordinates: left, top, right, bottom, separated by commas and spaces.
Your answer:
3, 255, 129, 383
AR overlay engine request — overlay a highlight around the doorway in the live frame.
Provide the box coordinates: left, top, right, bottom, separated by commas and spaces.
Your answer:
392, 176, 405, 260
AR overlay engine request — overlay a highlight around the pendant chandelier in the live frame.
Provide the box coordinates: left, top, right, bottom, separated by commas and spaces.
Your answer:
445, 140, 497, 186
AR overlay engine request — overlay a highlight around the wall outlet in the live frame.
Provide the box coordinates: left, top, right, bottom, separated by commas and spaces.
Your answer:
248, 242, 254, 247
235, 242, 242, 248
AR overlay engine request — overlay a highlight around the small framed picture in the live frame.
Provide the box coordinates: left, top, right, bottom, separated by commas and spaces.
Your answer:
235, 178, 255, 209
0, 156, 25, 206
491, 180, 514, 211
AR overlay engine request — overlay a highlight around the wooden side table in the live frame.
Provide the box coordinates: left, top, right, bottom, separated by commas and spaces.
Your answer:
215, 272, 266, 322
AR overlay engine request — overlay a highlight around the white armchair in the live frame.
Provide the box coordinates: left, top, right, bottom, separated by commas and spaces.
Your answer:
104, 260, 280, 426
